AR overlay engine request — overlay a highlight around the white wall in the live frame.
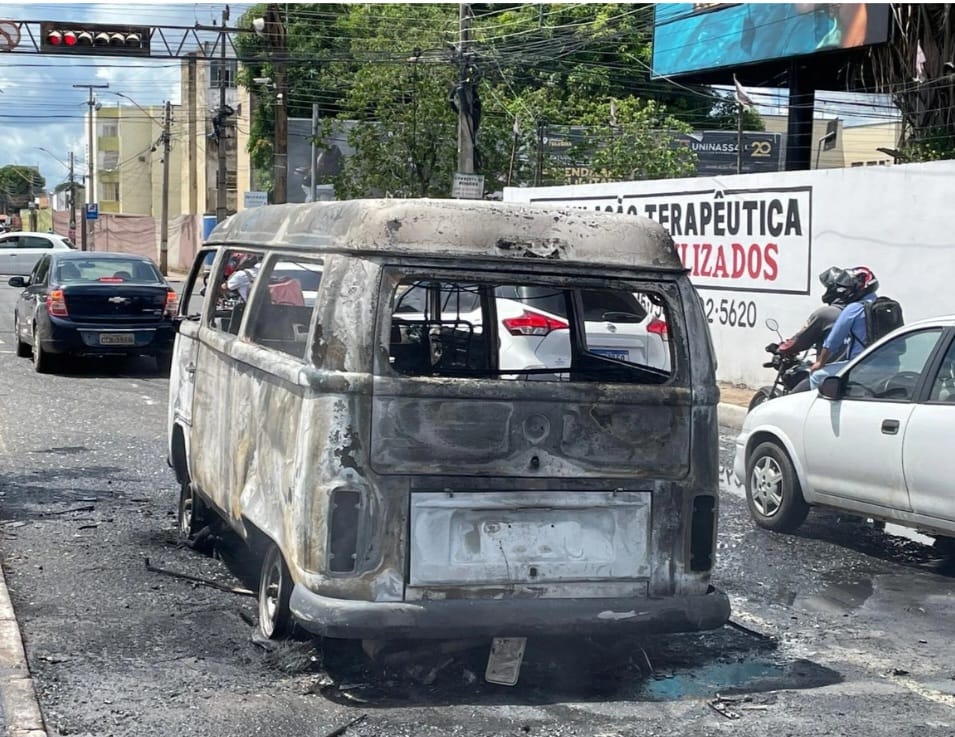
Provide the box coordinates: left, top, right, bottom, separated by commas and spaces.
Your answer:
504, 160, 955, 387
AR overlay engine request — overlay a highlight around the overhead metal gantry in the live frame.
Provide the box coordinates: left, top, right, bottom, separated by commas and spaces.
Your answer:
0, 19, 248, 59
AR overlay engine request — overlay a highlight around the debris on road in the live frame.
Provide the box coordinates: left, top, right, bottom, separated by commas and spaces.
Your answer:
321, 713, 366, 737
143, 557, 255, 596
708, 695, 743, 719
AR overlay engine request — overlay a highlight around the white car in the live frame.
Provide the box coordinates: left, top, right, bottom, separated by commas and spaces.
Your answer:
393, 283, 671, 376
0, 231, 74, 275
734, 315, 955, 546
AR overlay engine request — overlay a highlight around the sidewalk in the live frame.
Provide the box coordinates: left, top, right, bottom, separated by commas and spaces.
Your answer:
717, 383, 751, 432
0, 564, 46, 736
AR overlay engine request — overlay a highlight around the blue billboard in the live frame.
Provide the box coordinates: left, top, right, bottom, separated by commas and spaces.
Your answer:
652, 3, 891, 79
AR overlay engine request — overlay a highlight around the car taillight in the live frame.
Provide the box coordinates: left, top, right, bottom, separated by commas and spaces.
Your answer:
501, 310, 569, 337
164, 290, 179, 317
47, 289, 68, 317
647, 317, 668, 340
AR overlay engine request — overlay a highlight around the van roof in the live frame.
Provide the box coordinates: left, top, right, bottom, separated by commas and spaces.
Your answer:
206, 199, 684, 272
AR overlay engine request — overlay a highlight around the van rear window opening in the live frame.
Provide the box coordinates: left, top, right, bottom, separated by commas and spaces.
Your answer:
388, 278, 674, 383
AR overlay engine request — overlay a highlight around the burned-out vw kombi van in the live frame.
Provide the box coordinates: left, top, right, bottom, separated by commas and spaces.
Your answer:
167, 199, 729, 643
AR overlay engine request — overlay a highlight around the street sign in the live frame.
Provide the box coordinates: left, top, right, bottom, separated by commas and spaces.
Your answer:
452, 173, 485, 200
85, 203, 98, 220
244, 191, 268, 208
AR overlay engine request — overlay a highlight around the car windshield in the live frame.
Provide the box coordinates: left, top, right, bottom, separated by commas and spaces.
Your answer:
57, 258, 163, 284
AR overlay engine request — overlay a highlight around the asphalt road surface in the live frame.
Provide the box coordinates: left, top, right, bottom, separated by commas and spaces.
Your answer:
0, 281, 954, 737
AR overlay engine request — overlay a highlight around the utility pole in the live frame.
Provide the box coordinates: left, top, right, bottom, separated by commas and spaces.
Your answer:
216, 5, 230, 223
310, 102, 318, 202
159, 100, 172, 276
456, 3, 475, 175
268, 3, 288, 204
74, 83, 109, 251
68, 151, 76, 243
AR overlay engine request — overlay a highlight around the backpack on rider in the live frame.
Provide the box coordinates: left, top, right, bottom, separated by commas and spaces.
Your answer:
864, 296, 904, 345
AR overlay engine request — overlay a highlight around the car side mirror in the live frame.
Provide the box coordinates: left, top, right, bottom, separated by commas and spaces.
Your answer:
819, 375, 844, 400
7, 276, 26, 288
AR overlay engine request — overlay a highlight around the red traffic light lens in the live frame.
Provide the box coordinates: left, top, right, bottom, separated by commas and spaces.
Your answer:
47, 31, 62, 46
64, 31, 77, 46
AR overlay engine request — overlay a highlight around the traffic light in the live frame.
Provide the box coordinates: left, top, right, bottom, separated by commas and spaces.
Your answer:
40, 22, 150, 56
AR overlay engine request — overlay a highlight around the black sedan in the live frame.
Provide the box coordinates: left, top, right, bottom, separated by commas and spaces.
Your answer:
9, 252, 177, 373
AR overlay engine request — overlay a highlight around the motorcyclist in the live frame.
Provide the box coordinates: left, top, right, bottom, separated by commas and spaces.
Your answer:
809, 265, 879, 389
776, 266, 854, 357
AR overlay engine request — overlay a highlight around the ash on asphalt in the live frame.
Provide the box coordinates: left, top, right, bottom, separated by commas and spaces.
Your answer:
172, 525, 843, 707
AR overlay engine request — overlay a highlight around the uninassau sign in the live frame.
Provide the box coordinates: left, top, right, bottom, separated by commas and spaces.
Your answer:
526, 186, 812, 295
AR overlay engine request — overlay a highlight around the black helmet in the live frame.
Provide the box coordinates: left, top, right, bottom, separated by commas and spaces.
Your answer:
819, 266, 855, 305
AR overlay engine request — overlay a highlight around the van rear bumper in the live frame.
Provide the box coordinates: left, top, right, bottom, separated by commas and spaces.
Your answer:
289, 585, 731, 639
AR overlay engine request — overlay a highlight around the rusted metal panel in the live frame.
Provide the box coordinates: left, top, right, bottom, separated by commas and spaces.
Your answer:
408, 491, 652, 586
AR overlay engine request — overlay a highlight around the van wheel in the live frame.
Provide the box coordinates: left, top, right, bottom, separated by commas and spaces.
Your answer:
177, 480, 209, 541
745, 441, 809, 533
258, 544, 294, 639
934, 535, 955, 556
14, 315, 29, 358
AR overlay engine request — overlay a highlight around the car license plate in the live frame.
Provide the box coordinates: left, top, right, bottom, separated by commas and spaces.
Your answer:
485, 637, 526, 686
99, 333, 136, 346
592, 348, 629, 361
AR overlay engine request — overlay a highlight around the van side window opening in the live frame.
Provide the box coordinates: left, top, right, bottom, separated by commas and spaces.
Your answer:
205, 249, 265, 335
245, 257, 324, 360
388, 277, 674, 383
178, 249, 217, 321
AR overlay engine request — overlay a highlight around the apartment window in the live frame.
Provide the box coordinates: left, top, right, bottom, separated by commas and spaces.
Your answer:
102, 182, 120, 202
100, 122, 118, 137
101, 150, 120, 169
210, 60, 238, 88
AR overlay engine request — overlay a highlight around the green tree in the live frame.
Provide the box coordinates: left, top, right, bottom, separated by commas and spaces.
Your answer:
0, 166, 45, 214
321, 4, 461, 197
569, 99, 697, 182
236, 3, 756, 197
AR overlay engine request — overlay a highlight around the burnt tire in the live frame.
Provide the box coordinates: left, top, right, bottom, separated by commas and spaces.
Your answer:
748, 386, 777, 412
745, 441, 809, 533
177, 479, 210, 542
258, 544, 294, 640
933, 535, 955, 556
14, 315, 29, 358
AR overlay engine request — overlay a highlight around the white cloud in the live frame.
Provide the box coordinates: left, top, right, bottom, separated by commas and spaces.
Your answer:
0, 3, 253, 190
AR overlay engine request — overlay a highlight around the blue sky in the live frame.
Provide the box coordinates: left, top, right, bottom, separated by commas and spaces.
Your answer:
0, 2, 252, 189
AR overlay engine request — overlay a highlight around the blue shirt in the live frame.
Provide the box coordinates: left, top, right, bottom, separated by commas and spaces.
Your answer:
823, 293, 877, 359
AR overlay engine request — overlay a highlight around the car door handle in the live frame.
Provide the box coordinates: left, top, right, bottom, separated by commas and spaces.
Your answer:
881, 419, 900, 435
185, 363, 197, 374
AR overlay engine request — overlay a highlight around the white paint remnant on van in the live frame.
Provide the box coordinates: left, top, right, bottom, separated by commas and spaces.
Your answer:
598, 610, 646, 620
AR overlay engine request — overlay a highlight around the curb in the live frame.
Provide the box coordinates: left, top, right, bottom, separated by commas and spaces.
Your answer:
718, 402, 747, 432
0, 565, 46, 737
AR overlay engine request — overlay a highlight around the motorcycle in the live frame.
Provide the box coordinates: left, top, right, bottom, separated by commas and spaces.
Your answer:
748, 318, 812, 412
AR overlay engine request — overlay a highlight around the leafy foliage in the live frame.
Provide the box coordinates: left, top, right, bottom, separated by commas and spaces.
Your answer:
0, 166, 45, 213
236, 3, 755, 198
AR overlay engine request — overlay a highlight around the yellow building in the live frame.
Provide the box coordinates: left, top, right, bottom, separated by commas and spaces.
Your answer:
761, 115, 902, 169
90, 103, 184, 217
